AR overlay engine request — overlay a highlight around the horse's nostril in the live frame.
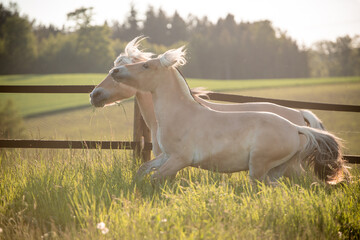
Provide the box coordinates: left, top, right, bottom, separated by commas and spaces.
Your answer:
113, 68, 119, 73
90, 90, 101, 99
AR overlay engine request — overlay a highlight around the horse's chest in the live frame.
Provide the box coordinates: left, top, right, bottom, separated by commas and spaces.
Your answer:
157, 125, 189, 151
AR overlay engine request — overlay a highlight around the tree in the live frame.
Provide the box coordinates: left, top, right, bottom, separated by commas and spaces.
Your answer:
123, 3, 140, 39
143, 7, 170, 45
3, 3, 359, 78
0, 3, 16, 37
67, 7, 94, 30
36, 33, 78, 73
75, 24, 114, 72
168, 11, 188, 44
33, 24, 60, 41
111, 20, 123, 39
309, 35, 360, 77
335, 36, 354, 76
143, 6, 157, 42
0, 10, 37, 74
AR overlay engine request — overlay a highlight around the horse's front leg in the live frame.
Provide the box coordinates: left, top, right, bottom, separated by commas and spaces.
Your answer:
151, 155, 189, 182
135, 153, 168, 181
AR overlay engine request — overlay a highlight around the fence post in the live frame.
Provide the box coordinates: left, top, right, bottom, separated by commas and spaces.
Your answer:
133, 97, 151, 162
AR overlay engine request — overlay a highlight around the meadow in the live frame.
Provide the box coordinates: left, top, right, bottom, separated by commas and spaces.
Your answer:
1, 148, 360, 239
1, 75, 360, 239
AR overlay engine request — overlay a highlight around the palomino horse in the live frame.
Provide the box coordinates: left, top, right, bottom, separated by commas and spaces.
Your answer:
90, 37, 325, 158
109, 47, 349, 184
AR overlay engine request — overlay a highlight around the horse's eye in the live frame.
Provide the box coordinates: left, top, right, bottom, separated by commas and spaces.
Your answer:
143, 63, 149, 69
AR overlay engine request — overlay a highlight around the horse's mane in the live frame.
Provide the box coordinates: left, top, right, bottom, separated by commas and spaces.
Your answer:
158, 47, 206, 107
175, 68, 209, 108
114, 36, 154, 66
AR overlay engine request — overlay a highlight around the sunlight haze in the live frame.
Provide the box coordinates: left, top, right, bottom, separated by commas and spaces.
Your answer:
2, 0, 360, 46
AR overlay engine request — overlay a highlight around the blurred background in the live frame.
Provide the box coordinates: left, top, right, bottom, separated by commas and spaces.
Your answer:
0, 0, 359, 78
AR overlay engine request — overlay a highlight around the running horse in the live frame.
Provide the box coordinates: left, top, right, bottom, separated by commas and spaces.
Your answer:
90, 37, 325, 159
109, 47, 349, 184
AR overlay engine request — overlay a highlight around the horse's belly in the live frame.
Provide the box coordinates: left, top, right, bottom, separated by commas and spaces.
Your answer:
192, 150, 249, 173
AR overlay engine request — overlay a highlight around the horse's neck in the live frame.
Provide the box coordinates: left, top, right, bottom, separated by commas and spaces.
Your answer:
153, 69, 200, 123
135, 91, 157, 130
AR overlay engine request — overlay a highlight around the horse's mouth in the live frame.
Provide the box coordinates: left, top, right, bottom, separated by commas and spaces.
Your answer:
90, 97, 106, 108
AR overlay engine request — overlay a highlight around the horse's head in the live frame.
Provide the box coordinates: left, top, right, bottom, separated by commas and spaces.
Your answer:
111, 46, 186, 92
90, 36, 153, 107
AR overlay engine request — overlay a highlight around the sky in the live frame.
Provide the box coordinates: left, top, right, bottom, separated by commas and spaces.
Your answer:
2, 0, 360, 47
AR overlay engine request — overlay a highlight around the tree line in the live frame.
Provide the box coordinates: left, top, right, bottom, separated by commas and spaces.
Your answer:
0, 3, 359, 79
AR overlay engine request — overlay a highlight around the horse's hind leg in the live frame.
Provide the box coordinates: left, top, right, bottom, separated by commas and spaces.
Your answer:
249, 151, 296, 184
249, 160, 286, 185
282, 154, 304, 179
266, 161, 290, 183
248, 157, 271, 182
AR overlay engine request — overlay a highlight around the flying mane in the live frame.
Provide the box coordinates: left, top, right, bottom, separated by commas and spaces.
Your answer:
159, 46, 187, 68
114, 36, 154, 66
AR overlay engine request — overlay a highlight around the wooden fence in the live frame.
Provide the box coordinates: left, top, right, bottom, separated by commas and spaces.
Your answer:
0, 85, 359, 164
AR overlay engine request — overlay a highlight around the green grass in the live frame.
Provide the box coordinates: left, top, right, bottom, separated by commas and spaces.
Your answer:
0, 75, 359, 117
0, 74, 105, 85
1, 149, 359, 239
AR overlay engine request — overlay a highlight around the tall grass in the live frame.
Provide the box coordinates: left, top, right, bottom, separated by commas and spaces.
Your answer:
1, 148, 359, 239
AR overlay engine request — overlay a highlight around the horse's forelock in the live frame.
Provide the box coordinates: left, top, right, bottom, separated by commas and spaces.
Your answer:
114, 55, 132, 66
114, 36, 153, 66
125, 36, 153, 60
159, 46, 187, 68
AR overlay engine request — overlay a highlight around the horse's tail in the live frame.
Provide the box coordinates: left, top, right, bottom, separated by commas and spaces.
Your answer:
299, 109, 325, 130
297, 126, 350, 184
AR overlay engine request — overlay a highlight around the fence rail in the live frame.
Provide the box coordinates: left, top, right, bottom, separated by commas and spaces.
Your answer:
204, 92, 360, 112
2, 85, 360, 112
0, 139, 152, 150
1, 84, 359, 164
0, 85, 95, 93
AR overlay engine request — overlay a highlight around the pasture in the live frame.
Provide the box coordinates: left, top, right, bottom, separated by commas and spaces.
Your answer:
1, 74, 360, 239
1, 148, 360, 239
